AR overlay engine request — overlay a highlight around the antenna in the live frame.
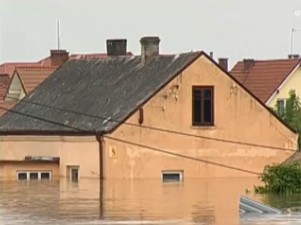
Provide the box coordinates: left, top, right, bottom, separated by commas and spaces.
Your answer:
290, 27, 301, 54
57, 20, 60, 50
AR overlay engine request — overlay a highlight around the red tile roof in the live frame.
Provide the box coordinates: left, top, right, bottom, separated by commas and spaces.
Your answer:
0, 62, 41, 77
0, 74, 10, 100
231, 59, 301, 103
0, 101, 16, 117
15, 66, 57, 94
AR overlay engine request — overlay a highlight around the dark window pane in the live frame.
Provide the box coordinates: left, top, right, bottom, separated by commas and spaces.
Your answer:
192, 86, 214, 126
71, 169, 79, 182
193, 89, 202, 124
194, 89, 202, 100
18, 173, 27, 181
162, 173, 180, 182
204, 99, 212, 123
277, 100, 285, 116
29, 173, 38, 180
41, 172, 50, 180
204, 89, 212, 99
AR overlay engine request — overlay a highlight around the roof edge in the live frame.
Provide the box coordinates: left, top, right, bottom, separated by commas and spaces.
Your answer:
0, 129, 101, 136
106, 51, 204, 134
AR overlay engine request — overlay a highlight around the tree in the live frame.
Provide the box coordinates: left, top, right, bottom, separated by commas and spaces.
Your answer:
275, 90, 301, 149
255, 163, 301, 194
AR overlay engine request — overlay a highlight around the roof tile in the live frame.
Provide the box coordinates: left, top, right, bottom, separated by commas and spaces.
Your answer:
15, 66, 57, 94
231, 59, 300, 103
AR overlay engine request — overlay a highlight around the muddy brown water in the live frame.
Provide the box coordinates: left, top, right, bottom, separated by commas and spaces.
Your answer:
0, 177, 301, 225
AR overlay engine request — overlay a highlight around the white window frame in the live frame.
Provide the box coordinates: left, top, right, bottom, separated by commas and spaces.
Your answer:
67, 166, 80, 182
161, 170, 184, 182
16, 171, 52, 181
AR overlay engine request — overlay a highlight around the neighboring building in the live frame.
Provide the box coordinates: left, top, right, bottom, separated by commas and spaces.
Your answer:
5, 66, 57, 102
231, 55, 301, 113
0, 74, 10, 100
0, 50, 69, 116
0, 37, 297, 181
0, 62, 42, 77
0, 48, 132, 117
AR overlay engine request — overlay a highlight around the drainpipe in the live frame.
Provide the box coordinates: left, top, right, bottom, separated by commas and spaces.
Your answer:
95, 134, 104, 219
96, 135, 104, 179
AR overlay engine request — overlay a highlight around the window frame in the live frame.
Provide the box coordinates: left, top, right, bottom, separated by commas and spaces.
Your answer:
16, 171, 52, 181
192, 86, 214, 126
161, 170, 184, 182
276, 98, 286, 116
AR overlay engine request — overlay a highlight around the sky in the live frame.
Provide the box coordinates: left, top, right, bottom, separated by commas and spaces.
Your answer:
1, 0, 301, 68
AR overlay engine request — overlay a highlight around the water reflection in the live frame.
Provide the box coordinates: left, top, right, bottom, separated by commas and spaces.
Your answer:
0, 177, 300, 225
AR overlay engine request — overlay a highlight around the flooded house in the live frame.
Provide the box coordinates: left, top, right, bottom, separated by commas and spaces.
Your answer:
0, 37, 298, 181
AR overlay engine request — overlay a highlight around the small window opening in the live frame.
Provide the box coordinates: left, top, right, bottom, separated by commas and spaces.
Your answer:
276, 99, 286, 117
17, 171, 52, 181
71, 168, 79, 182
18, 173, 27, 181
41, 172, 51, 180
162, 170, 183, 182
30, 172, 39, 180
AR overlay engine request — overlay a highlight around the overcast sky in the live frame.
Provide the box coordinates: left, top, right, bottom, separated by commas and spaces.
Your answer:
1, 0, 301, 68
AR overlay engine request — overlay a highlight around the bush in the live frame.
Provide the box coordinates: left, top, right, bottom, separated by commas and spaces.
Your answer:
254, 163, 301, 194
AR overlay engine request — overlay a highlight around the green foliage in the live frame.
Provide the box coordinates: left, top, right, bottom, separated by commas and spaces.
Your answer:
254, 163, 301, 194
275, 90, 301, 149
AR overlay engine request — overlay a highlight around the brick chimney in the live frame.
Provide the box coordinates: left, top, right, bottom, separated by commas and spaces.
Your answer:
243, 59, 255, 71
288, 54, 300, 59
106, 39, 127, 56
140, 36, 160, 63
218, 58, 228, 72
50, 49, 69, 67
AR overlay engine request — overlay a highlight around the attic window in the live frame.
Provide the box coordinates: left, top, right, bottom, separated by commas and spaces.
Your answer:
192, 86, 214, 126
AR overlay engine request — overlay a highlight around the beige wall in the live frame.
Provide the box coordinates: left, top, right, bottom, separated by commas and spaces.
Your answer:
0, 136, 99, 179
104, 55, 298, 179
267, 66, 301, 108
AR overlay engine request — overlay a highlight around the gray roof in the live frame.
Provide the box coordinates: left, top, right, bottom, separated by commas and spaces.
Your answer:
0, 52, 201, 134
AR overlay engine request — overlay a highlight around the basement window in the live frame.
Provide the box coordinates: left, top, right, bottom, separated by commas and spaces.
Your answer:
16, 171, 52, 181
162, 170, 183, 182
41, 172, 51, 180
30, 172, 39, 180
17, 172, 27, 181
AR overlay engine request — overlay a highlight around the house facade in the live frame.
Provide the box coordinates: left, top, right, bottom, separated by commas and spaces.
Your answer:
231, 56, 301, 113
0, 37, 298, 181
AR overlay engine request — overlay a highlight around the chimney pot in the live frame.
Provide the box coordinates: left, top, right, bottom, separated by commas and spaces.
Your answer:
50, 49, 69, 67
140, 36, 160, 63
243, 59, 255, 71
106, 39, 127, 56
218, 58, 228, 72
288, 54, 300, 59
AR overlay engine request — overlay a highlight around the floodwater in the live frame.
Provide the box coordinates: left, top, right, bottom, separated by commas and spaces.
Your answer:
0, 178, 301, 225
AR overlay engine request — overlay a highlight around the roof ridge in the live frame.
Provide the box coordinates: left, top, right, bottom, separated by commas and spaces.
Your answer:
236, 58, 300, 64
16, 65, 57, 70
